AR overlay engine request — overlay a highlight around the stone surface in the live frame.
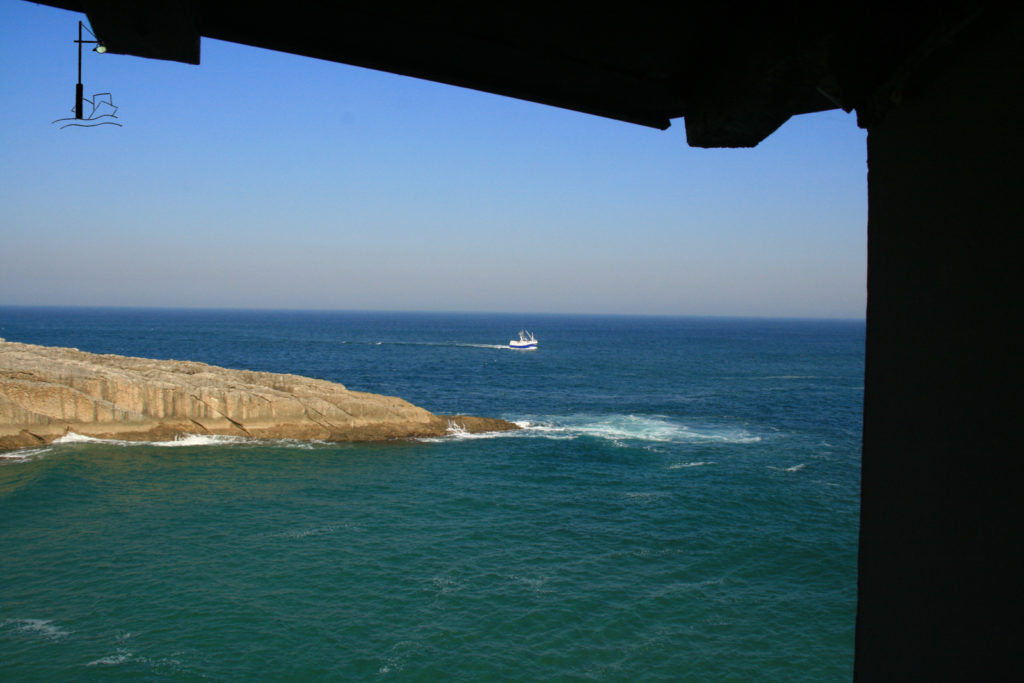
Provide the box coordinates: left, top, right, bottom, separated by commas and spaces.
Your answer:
0, 341, 517, 452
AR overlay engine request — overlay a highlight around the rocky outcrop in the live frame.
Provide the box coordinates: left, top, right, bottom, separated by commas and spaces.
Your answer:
0, 341, 518, 452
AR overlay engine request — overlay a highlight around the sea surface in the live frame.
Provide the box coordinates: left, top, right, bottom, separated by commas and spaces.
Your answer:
0, 307, 864, 680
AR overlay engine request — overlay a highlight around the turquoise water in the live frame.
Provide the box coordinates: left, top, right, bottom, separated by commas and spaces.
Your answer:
0, 308, 863, 680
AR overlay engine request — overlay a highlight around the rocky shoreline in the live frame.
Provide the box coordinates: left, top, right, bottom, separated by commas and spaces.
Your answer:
0, 340, 518, 452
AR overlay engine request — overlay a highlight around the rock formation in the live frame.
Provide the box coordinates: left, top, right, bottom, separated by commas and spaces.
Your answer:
0, 341, 517, 452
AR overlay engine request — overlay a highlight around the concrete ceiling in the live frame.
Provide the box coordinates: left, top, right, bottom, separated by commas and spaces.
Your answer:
32, 2, 985, 146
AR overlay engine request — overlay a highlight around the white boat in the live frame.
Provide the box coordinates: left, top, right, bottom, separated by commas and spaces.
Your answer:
509, 330, 538, 350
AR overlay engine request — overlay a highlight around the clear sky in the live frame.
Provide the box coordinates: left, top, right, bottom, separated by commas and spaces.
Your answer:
1, 2, 867, 318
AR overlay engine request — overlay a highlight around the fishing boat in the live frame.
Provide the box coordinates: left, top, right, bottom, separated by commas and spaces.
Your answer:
509, 330, 538, 350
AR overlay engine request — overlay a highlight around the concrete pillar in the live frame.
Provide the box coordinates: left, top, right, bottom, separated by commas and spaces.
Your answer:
856, 12, 1022, 679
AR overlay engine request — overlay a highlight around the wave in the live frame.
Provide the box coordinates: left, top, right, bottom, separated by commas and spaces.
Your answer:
0, 446, 54, 463
151, 434, 253, 448
514, 414, 763, 446
44, 432, 324, 450
415, 420, 524, 443
416, 414, 764, 447
52, 432, 104, 445
50, 432, 254, 448
768, 463, 807, 472
5, 416, 762, 454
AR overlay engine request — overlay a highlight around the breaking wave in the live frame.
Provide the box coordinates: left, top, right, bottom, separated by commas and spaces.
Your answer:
31, 432, 325, 451
415, 419, 523, 443
420, 414, 764, 447
6, 417, 763, 453
0, 446, 54, 463
50, 432, 256, 448
513, 414, 763, 446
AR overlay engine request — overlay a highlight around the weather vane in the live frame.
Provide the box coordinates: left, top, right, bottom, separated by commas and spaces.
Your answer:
52, 21, 121, 129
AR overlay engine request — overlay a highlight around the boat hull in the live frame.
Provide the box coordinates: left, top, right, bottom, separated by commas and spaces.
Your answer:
509, 329, 538, 349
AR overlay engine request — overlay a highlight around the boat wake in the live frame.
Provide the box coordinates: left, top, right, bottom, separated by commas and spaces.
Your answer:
361, 340, 511, 350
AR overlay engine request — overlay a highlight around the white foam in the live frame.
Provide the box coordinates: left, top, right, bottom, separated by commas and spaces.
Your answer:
446, 420, 469, 437
415, 420, 527, 442
2, 618, 70, 640
0, 446, 54, 462
274, 439, 325, 450
504, 573, 550, 593
669, 461, 713, 469
574, 415, 682, 442
378, 640, 415, 675
442, 420, 511, 440
51, 432, 142, 448
51, 431, 243, 449
521, 414, 763, 446
53, 431, 105, 444
676, 426, 762, 444
150, 434, 250, 448
85, 650, 184, 672
512, 421, 578, 440
769, 463, 807, 472
46, 431, 328, 451
429, 575, 460, 594
39, 416, 761, 452
86, 650, 131, 667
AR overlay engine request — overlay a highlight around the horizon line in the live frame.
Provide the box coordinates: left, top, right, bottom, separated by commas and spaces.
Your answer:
0, 303, 866, 322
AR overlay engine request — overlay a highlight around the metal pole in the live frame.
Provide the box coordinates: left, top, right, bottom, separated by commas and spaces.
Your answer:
75, 21, 83, 119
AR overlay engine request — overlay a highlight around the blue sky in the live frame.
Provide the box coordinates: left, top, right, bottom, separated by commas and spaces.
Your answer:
1, 2, 867, 318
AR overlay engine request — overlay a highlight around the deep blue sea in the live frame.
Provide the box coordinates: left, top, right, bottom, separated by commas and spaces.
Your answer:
0, 307, 864, 680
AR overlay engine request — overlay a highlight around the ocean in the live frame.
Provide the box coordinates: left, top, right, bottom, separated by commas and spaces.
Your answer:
0, 307, 864, 680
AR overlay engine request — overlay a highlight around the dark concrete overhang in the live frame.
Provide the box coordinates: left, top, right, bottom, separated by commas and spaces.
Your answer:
30, 1, 994, 147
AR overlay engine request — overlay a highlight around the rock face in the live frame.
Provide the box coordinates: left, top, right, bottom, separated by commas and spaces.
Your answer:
0, 341, 517, 452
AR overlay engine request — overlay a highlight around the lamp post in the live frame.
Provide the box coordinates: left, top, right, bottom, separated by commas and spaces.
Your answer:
74, 21, 104, 119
